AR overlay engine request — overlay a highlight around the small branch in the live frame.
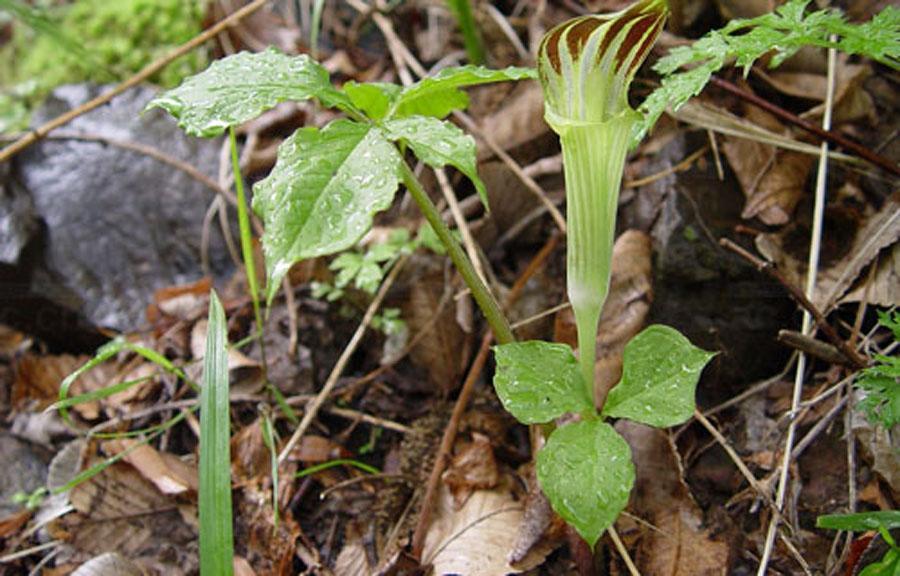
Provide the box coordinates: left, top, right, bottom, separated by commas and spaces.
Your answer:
777, 330, 850, 366
709, 76, 900, 177
410, 330, 494, 560
0, 0, 273, 164
719, 238, 868, 369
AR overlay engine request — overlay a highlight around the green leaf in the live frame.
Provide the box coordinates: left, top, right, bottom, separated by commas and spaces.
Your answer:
342, 81, 400, 121
640, 0, 900, 138
602, 325, 715, 427
536, 420, 635, 548
858, 548, 900, 576
147, 48, 352, 137
390, 65, 537, 119
855, 355, 900, 429
383, 115, 488, 208
817, 510, 900, 532
199, 291, 234, 576
252, 119, 402, 300
493, 341, 593, 424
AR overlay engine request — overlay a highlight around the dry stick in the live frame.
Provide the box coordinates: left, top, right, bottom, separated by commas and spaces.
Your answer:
276, 256, 408, 465
409, 233, 561, 560
777, 330, 850, 366
694, 410, 815, 572
709, 76, 900, 177
757, 42, 838, 576
0, 0, 273, 164
607, 525, 641, 576
409, 330, 495, 560
720, 238, 868, 370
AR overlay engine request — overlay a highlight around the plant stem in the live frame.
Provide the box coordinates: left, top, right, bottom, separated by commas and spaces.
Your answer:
229, 127, 267, 368
446, 0, 486, 65
399, 160, 514, 345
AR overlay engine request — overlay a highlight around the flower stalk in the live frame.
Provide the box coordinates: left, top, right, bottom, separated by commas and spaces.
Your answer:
538, 0, 668, 399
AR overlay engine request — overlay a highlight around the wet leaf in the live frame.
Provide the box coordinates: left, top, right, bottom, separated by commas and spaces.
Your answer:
147, 48, 351, 137
383, 115, 488, 207
391, 65, 536, 119
536, 420, 634, 548
493, 341, 593, 424
602, 325, 715, 427
252, 119, 402, 300
342, 81, 400, 121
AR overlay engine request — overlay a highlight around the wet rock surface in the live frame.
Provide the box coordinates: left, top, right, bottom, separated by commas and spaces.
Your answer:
8, 84, 232, 332
0, 433, 48, 518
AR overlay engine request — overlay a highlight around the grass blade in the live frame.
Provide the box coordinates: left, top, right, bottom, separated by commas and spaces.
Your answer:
199, 291, 234, 576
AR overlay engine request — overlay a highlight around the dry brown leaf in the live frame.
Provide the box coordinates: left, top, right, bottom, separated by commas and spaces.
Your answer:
71, 552, 144, 576
233, 481, 300, 576
403, 267, 467, 392
146, 277, 211, 324
756, 195, 900, 313
190, 318, 264, 394
231, 419, 271, 482
476, 82, 549, 160
618, 421, 733, 575
50, 460, 198, 573
291, 434, 349, 463
722, 105, 813, 225
442, 432, 500, 508
852, 405, 900, 497
13, 354, 88, 409
421, 484, 553, 576
103, 438, 198, 495
840, 242, 899, 308
233, 556, 257, 576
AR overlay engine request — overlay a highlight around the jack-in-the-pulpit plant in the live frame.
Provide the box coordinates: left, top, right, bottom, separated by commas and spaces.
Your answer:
538, 0, 667, 395
493, 0, 715, 549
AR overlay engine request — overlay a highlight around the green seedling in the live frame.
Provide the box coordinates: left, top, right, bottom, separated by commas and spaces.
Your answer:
640, 0, 899, 138
490, 0, 715, 548
818, 511, 900, 576
855, 310, 899, 429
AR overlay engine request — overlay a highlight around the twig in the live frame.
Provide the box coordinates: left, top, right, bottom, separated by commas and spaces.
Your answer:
0, 0, 273, 164
720, 238, 868, 369
777, 330, 850, 366
757, 41, 839, 576
409, 330, 494, 560
277, 256, 407, 465
709, 76, 900, 177
608, 525, 641, 576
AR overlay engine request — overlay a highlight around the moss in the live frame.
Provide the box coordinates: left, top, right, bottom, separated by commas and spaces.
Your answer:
1, 0, 207, 131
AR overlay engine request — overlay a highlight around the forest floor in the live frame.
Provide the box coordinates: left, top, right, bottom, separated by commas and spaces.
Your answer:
0, 0, 897, 575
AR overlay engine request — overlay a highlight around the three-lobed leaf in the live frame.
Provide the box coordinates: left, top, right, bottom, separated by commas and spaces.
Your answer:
147, 48, 352, 137
493, 341, 593, 424
383, 115, 488, 208
536, 419, 635, 548
252, 119, 402, 301
602, 324, 715, 427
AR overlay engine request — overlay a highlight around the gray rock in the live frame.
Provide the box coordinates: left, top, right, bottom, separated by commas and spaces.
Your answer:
12, 84, 233, 330
0, 433, 48, 517
0, 161, 36, 265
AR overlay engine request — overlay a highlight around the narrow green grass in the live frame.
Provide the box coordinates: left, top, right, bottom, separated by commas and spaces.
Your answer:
199, 291, 234, 576
445, 0, 486, 64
